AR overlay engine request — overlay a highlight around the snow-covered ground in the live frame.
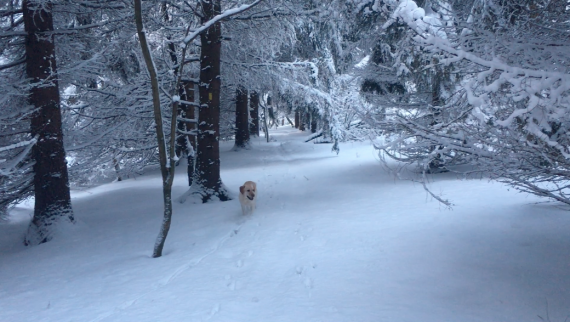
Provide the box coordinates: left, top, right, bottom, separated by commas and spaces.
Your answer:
1, 127, 570, 322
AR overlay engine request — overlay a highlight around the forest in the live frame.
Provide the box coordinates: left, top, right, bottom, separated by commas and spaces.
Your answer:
1, 0, 570, 250
2, 1, 570, 321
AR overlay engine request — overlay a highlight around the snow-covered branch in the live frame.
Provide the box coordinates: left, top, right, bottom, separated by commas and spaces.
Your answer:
370, 0, 570, 205
0, 136, 37, 176
181, 0, 263, 46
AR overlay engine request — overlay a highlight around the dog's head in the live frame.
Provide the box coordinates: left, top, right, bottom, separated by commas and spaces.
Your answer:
240, 181, 256, 201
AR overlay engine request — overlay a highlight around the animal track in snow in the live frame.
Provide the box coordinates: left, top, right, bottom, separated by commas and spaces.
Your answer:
295, 264, 317, 293
204, 304, 220, 321
304, 277, 314, 289
224, 274, 236, 291
90, 223, 244, 322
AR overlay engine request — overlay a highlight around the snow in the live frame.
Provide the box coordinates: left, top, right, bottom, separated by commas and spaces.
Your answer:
181, 1, 262, 47
0, 135, 37, 175
2, 127, 570, 322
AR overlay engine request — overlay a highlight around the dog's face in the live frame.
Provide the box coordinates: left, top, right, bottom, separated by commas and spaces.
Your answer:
240, 181, 256, 201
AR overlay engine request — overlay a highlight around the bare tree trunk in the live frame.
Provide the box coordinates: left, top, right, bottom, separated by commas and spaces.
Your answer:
286, 116, 295, 127
135, 0, 176, 258
181, 80, 197, 186
262, 99, 270, 142
234, 86, 250, 149
23, 0, 74, 246
193, 0, 230, 202
266, 96, 275, 128
428, 67, 445, 173
299, 110, 306, 131
113, 156, 122, 181
249, 91, 260, 137
310, 110, 318, 133
294, 110, 300, 129
176, 109, 189, 160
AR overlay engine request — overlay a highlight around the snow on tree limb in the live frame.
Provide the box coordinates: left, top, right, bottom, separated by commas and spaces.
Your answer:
0, 136, 37, 176
181, 0, 263, 46
385, 0, 570, 158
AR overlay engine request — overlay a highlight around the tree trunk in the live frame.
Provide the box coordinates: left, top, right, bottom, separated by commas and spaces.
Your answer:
113, 156, 122, 181
266, 96, 275, 128
262, 98, 270, 142
176, 107, 189, 160
176, 80, 196, 186
428, 67, 445, 173
310, 111, 318, 133
294, 110, 300, 129
234, 86, 250, 149
135, 0, 175, 258
193, 0, 230, 202
23, 0, 74, 245
299, 110, 306, 131
165, 2, 191, 181
286, 115, 295, 127
249, 91, 260, 137
180, 81, 196, 186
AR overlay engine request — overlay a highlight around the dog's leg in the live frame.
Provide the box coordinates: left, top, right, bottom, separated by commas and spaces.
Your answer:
241, 204, 247, 216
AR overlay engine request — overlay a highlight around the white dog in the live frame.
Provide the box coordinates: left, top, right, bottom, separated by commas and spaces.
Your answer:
239, 181, 257, 215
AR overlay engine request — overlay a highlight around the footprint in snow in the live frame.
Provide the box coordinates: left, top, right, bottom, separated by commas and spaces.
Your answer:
304, 277, 314, 289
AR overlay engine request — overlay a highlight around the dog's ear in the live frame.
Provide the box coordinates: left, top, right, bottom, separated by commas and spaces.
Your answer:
239, 186, 245, 194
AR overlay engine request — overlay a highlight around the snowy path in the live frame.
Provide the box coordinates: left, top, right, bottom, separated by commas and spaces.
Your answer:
1, 127, 570, 322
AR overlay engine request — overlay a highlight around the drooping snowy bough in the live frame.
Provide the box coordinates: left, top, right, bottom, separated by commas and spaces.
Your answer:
366, 0, 570, 205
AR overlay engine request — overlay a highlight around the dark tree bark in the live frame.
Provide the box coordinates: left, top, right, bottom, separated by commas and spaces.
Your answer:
310, 113, 318, 133
266, 96, 275, 128
163, 2, 196, 187
427, 67, 445, 173
299, 110, 306, 131
113, 157, 122, 181
175, 106, 189, 159
285, 116, 295, 127
261, 97, 270, 142
193, 0, 230, 202
294, 110, 300, 129
249, 91, 260, 137
23, 0, 74, 245
234, 86, 250, 149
